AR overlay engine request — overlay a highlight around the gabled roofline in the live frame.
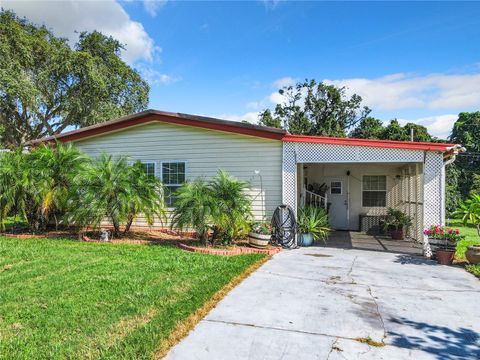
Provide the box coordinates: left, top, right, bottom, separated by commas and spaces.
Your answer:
27, 109, 287, 145
27, 109, 462, 153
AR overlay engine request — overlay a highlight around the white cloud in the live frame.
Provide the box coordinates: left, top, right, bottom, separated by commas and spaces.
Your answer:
1, 0, 158, 63
143, 0, 167, 17
273, 76, 296, 89
324, 72, 480, 111
136, 64, 179, 85
217, 112, 260, 124
397, 114, 458, 139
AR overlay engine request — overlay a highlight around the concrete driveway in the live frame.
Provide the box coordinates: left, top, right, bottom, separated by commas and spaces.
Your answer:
166, 246, 480, 360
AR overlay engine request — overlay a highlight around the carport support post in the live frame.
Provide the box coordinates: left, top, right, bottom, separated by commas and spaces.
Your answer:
422, 152, 446, 258
282, 143, 298, 244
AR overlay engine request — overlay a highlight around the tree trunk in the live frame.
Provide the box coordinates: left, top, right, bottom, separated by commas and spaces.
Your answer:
111, 217, 121, 238
124, 214, 134, 235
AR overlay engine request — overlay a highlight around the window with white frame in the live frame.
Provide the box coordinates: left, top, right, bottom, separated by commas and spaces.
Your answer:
362, 175, 387, 207
140, 162, 156, 177
162, 162, 186, 207
330, 181, 342, 194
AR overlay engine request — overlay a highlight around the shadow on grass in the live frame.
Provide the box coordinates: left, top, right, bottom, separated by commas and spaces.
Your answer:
389, 316, 480, 359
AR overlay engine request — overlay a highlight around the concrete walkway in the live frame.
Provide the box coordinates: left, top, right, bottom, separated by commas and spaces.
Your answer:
165, 246, 480, 360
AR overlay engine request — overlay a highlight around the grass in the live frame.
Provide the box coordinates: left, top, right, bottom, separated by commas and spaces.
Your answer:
0, 236, 266, 359
447, 219, 480, 277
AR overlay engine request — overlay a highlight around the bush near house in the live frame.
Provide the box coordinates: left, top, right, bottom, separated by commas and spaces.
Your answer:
0, 145, 165, 237
171, 170, 253, 246
0, 236, 265, 359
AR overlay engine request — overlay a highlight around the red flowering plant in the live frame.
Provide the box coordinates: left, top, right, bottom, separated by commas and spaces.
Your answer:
423, 225, 464, 248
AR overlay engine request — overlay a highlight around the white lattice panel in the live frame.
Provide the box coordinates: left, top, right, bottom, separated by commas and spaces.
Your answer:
282, 142, 297, 212
292, 143, 424, 163
422, 152, 445, 257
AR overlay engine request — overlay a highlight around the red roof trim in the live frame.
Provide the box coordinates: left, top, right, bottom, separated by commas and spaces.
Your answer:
28, 110, 286, 145
282, 134, 458, 152
28, 109, 460, 153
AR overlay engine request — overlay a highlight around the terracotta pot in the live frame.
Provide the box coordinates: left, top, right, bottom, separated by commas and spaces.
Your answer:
248, 232, 271, 249
466, 246, 480, 265
436, 249, 455, 265
390, 229, 404, 240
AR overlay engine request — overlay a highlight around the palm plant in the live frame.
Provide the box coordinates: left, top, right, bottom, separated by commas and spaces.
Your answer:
124, 161, 166, 234
170, 178, 214, 245
67, 154, 166, 237
297, 206, 331, 242
455, 194, 480, 236
29, 143, 88, 229
209, 170, 253, 244
0, 149, 30, 231
67, 154, 132, 237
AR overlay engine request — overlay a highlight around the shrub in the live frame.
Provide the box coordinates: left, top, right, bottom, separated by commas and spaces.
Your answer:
382, 207, 412, 231
66, 154, 165, 237
297, 206, 331, 242
455, 194, 480, 236
171, 170, 253, 245
0, 144, 87, 232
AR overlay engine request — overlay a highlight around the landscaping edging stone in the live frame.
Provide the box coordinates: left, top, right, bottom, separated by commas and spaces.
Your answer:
177, 243, 281, 256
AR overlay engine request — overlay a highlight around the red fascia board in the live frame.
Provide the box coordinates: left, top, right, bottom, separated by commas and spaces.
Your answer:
282, 134, 456, 152
35, 114, 285, 144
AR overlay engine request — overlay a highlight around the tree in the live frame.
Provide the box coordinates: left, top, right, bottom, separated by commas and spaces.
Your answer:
349, 117, 384, 139
209, 170, 253, 244
170, 179, 214, 245
260, 79, 370, 137
402, 123, 432, 142
448, 112, 480, 208
258, 109, 281, 128
381, 119, 409, 141
455, 194, 480, 236
124, 162, 166, 234
170, 170, 253, 245
0, 143, 86, 231
0, 11, 149, 147
68, 154, 165, 237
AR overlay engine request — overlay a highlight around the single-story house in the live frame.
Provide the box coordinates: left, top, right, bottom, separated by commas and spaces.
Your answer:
30, 109, 463, 243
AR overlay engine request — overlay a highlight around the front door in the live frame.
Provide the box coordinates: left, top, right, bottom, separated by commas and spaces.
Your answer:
325, 177, 348, 230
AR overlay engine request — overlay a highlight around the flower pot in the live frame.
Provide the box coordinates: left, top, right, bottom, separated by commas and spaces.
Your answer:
389, 229, 404, 240
436, 249, 455, 265
466, 245, 480, 265
299, 233, 314, 247
248, 232, 271, 248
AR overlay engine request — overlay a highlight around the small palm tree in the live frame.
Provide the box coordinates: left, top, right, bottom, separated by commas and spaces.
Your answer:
67, 154, 166, 237
67, 154, 132, 237
170, 178, 214, 245
124, 161, 166, 234
455, 194, 480, 236
0, 149, 30, 231
29, 143, 88, 229
209, 170, 253, 244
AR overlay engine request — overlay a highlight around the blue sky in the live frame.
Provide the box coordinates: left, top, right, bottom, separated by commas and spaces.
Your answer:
2, 0, 480, 138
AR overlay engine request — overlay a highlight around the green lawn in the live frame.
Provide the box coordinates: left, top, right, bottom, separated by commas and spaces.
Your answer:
0, 236, 265, 359
447, 219, 480, 277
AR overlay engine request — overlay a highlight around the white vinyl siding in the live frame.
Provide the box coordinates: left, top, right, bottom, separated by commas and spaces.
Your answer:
73, 121, 282, 226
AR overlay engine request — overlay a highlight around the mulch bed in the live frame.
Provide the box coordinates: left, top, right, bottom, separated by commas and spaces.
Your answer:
1, 228, 280, 256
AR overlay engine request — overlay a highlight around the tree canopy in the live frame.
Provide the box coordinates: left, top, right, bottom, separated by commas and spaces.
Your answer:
0, 10, 149, 147
259, 79, 370, 137
350, 118, 433, 142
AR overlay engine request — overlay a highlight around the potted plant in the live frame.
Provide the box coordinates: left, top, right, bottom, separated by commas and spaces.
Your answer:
423, 225, 464, 265
297, 206, 331, 246
248, 221, 272, 248
382, 208, 413, 240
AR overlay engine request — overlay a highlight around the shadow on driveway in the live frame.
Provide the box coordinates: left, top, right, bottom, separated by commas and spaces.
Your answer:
389, 316, 480, 359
